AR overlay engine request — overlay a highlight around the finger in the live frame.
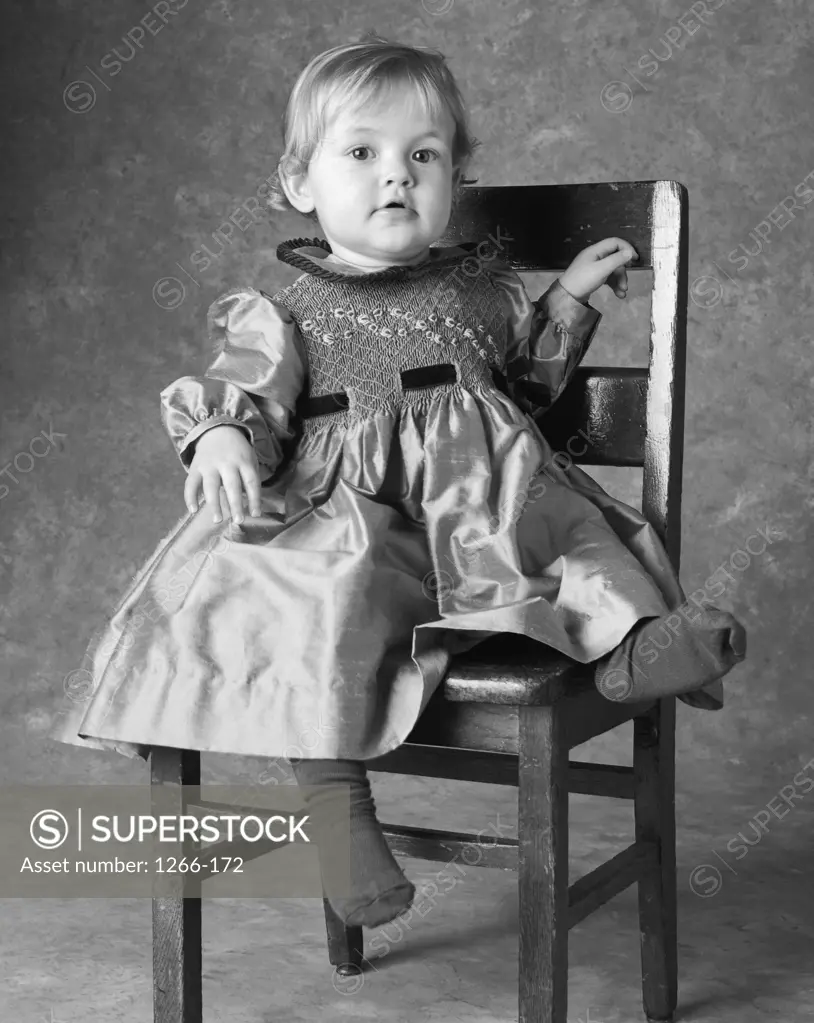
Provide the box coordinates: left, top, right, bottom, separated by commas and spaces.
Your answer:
218, 465, 246, 524
614, 238, 638, 262
201, 471, 224, 524
596, 249, 637, 279
239, 461, 263, 518
585, 237, 630, 260
601, 265, 627, 298
184, 469, 202, 515
604, 240, 640, 267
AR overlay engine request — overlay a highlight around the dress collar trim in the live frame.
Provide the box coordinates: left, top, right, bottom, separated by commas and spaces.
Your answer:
276, 237, 478, 284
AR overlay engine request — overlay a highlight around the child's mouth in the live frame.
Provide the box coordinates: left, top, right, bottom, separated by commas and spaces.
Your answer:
376, 205, 415, 217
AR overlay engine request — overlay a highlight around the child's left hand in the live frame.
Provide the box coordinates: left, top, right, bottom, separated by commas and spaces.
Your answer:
558, 237, 639, 305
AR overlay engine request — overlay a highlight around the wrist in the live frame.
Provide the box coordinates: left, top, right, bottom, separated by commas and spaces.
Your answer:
557, 276, 591, 307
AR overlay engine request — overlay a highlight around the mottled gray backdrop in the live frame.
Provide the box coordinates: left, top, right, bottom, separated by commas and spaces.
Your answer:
2, 1, 812, 804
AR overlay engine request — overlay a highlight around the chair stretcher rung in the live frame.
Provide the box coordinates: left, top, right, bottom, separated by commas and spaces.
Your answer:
369, 746, 635, 798
567, 840, 654, 929
383, 823, 654, 930
382, 822, 518, 871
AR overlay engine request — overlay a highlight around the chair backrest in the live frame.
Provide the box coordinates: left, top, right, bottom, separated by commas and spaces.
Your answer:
439, 181, 687, 575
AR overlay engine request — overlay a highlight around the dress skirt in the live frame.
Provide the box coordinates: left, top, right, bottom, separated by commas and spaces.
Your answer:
50, 389, 720, 763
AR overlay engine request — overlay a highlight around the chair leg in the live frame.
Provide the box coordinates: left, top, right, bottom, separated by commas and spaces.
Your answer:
322, 897, 364, 974
518, 703, 569, 1023
634, 700, 678, 1022
151, 747, 203, 1023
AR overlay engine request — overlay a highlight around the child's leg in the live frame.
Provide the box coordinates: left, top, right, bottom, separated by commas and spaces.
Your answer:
594, 604, 746, 703
288, 757, 415, 928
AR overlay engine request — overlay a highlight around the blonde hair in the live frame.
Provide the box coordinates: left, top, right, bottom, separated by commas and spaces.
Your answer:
264, 34, 480, 224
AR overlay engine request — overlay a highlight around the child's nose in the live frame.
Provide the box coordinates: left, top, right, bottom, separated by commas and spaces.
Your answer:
383, 164, 415, 187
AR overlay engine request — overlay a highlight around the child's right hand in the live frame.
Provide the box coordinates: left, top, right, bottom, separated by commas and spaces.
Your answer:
559, 237, 639, 304
185, 425, 262, 524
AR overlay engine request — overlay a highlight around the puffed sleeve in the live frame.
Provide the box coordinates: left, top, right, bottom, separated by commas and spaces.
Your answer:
159, 288, 307, 480
487, 262, 602, 417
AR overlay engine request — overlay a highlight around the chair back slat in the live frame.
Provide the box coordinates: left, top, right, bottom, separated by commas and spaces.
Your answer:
536, 368, 647, 468
440, 181, 661, 271
440, 181, 687, 572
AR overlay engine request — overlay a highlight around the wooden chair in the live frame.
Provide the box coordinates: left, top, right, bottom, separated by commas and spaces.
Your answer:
151, 180, 687, 1023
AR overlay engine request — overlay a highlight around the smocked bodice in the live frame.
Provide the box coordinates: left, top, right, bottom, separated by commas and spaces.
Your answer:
269, 238, 510, 432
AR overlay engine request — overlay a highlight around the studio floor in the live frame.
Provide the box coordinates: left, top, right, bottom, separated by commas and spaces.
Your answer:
2, 752, 812, 1023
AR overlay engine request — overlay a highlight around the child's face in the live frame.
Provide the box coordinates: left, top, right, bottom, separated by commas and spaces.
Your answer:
283, 88, 457, 268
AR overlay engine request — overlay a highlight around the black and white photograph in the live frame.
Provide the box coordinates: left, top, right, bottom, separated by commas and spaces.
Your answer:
1, 1, 811, 1020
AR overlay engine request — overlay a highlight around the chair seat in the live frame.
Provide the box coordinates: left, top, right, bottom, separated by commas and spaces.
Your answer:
397, 634, 653, 755
442, 633, 596, 705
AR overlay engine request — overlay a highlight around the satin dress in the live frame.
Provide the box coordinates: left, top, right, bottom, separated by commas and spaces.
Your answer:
50, 239, 721, 762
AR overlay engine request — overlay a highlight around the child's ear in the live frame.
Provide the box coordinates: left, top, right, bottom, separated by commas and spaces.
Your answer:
278, 158, 316, 215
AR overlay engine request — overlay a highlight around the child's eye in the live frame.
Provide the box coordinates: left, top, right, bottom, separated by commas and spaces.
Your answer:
347, 147, 439, 162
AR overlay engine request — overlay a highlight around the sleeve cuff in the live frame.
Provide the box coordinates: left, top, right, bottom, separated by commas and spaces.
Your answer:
177, 415, 254, 469
540, 279, 602, 341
